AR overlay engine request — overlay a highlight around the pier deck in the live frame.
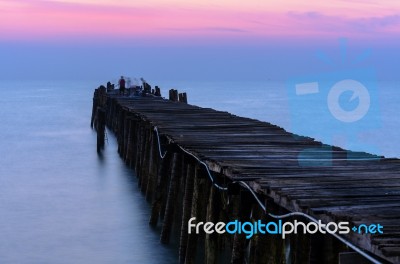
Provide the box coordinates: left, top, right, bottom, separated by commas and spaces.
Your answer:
93, 90, 400, 264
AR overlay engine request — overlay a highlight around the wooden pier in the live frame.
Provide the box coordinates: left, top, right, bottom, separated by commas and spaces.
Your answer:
91, 85, 400, 264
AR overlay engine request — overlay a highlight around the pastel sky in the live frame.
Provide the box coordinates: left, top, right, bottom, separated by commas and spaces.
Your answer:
1, 0, 400, 81
1, 0, 400, 43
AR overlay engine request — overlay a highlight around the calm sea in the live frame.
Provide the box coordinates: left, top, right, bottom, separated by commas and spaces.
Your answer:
0, 80, 398, 263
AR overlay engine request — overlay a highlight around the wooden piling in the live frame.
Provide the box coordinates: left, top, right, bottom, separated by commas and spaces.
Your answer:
155, 86, 161, 96
160, 152, 182, 244
135, 123, 145, 178
185, 166, 210, 264
248, 204, 269, 264
149, 152, 172, 227
145, 128, 158, 201
116, 108, 126, 155
120, 115, 130, 161
90, 89, 98, 128
310, 233, 325, 264
169, 89, 179, 102
205, 184, 221, 264
230, 192, 252, 264
179, 92, 188, 103
139, 126, 152, 193
127, 118, 138, 168
290, 225, 311, 264
179, 163, 195, 263
96, 107, 106, 152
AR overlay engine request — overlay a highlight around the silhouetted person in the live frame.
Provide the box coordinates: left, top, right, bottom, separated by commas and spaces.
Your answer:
106, 81, 114, 92
119, 76, 126, 95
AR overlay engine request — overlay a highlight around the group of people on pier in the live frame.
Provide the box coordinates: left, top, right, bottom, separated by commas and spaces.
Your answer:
104, 76, 161, 97
106, 76, 140, 96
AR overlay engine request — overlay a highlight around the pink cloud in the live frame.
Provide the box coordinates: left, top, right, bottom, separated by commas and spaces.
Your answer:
0, 0, 399, 43
286, 11, 400, 36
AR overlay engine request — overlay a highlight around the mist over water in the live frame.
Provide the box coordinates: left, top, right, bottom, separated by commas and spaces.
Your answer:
0, 81, 177, 264
0, 79, 398, 263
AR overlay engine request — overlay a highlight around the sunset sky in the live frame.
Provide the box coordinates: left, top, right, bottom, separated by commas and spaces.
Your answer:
1, 0, 400, 81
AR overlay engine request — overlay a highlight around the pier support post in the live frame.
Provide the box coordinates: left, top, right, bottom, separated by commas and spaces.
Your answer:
179, 93, 188, 103
185, 166, 210, 264
230, 191, 252, 264
155, 86, 161, 96
160, 152, 182, 244
310, 233, 324, 263
205, 184, 221, 264
169, 89, 179, 101
127, 118, 138, 168
117, 109, 126, 155
248, 204, 270, 264
135, 124, 144, 180
149, 152, 172, 227
120, 115, 130, 161
290, 226, 311, 264
309, 231, 345, 264
90, 89, 98, 128
179, 163, 195, 263
145, 128, 158, 201
265, 200, 286, 263
96, 107, 106, 152
139, 126, 152, 193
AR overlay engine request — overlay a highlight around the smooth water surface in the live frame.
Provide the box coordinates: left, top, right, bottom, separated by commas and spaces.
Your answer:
0, 81, 177, 264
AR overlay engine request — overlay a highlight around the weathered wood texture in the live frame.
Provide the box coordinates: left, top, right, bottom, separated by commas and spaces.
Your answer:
96, 91, 400, 264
